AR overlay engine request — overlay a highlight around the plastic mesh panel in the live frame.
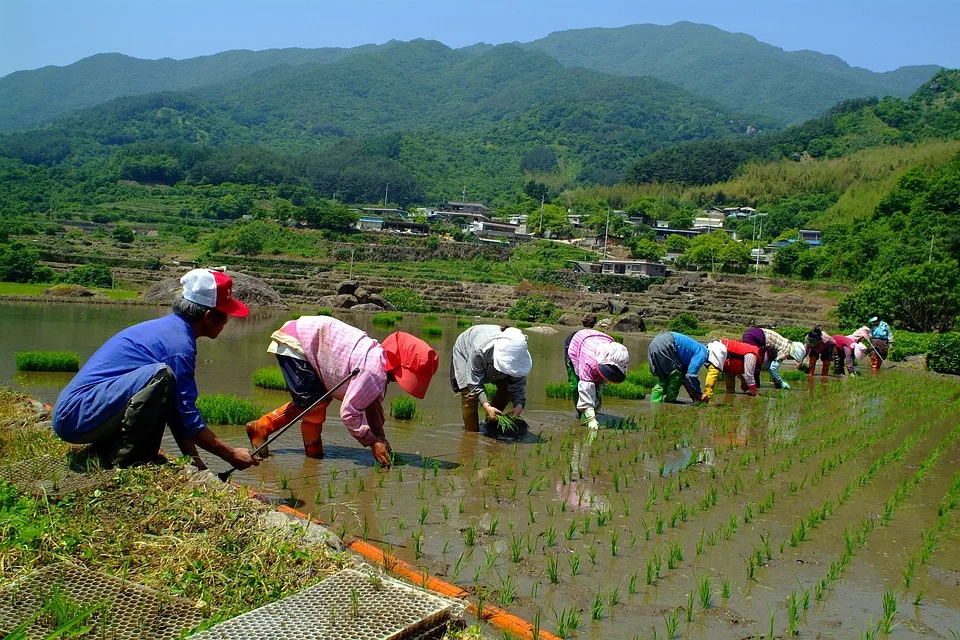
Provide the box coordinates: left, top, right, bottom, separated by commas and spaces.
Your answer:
189, 568, 452, 640
0, 563, 205, 639
0, 455, 110, 498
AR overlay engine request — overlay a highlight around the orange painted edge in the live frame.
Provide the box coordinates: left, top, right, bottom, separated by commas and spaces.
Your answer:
241, 483, 560, 640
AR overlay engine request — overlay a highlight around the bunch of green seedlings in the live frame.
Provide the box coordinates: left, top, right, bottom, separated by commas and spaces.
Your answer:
372, 312, 403, 326
14, 351, 80, 372
252, 366, 287, 390
389, 396, 417, 420
196, 394, 263, 425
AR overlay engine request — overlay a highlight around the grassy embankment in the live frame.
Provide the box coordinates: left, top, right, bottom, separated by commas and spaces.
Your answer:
0, 282, 140, 299
0, 388, 481, 639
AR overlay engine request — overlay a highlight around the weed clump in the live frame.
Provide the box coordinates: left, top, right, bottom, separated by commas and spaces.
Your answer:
196, 394, 263, 425
316, 307, 334, 316
390, 396, 417, 420
252, 366, 287, 390
15, 351, 80, 372
422, 325, 443, 338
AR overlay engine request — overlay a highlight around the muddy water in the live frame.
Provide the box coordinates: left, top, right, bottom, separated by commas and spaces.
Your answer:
3, 301, 960, 639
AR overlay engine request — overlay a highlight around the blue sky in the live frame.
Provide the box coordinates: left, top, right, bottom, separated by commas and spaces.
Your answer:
1, 0, 956, 78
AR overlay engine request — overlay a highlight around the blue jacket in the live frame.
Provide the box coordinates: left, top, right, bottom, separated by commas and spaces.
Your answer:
672, 332, 709, 392
53, 314, 206, 440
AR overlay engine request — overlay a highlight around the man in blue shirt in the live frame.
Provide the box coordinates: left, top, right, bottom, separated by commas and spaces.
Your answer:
53, 269, 260, 471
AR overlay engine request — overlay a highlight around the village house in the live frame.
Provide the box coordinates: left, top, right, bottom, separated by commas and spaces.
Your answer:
599, 259, 668, 278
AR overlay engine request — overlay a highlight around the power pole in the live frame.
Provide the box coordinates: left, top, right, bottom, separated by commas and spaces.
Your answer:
383, 183, 390, 207
930, 233, 935, 263
462, 184, 467, 201
538, 196, 545, 236
603, 207, 611, 258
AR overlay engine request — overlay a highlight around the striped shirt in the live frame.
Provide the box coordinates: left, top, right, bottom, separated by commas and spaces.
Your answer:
762, 329, 795, 362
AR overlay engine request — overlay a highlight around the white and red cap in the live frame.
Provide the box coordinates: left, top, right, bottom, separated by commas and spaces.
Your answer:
179, 269, 249, 318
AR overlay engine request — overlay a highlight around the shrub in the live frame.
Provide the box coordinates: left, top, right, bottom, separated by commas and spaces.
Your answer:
381, 287, 429, 313
457, 318, 472, 328
316, 307, 334, 316
62, 263, 113, 288
545, 382, 575, 400
624, 364, 658, 389
252, 366, 287, 390
15, 351, 80, 372
372, 312, 403, 326
390, 396, 417, 420
604, 382, 647, 400
112, 225, 134, 243
668, 313, 705, 336
422, 325, 443, 338
890, 331, 937, 362
927, 333, 960, 375
196, 394, 263, 425
508, 295, 559, 323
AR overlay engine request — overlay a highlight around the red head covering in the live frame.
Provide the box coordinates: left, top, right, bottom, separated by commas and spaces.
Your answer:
381, 332, 439, 399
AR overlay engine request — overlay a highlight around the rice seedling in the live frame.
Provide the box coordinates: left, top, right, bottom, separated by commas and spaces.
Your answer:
412, 531, 423, 560
880, 589, 898, 634
901, 554, 916, 588
546, 552, 560, 584
451, 553, 467, 582
787, 591, 799, 636
527, 499, 536, 524
565, 518, 578, 541
252, 365, 287, 390
196, 394, 263, 425
390, 396, 417, 420
592, 591, 605, 620
543, 524, 557, 547
696, 529, 705, 555
457, 318, 472, 328
686, 590, 695, 622
419, 504, 429, 525
497, 572, 517, 606
15, 350, 80, 372
586, 544, 598, 564
554, 606, 581, 638
628, 572, 638, 594
464, 523, 476, 546
646, 556, 657, 585
610, 529, 619, 557
698, 573, 712, 609
568, 551, 581, 576
721, 575, 731, 598
372, 312, 402, 326
767, 603, 776, 639
422, 325, 443, 338
507, 531, 524, 563
663, 608, 680, 639
913, 589, 926, 606
545, 382, 576, 400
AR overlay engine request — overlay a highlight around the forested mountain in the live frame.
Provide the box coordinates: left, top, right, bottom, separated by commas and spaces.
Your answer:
0, 41, 759, 203
626, 69, 960, 186
0, 22, 939, 133
0, 46, 380, 132
521, 22, 940, 125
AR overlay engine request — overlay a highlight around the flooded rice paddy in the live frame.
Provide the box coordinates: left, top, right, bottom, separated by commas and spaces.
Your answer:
2, 301, 960, 639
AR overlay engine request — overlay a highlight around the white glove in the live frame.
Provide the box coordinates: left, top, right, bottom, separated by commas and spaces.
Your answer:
583, 407, 599, 430
781, 381, 791, 390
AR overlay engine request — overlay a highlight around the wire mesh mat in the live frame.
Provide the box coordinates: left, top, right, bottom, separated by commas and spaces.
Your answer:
0, 455, 111, 498
0, 562, 205, 639
189, 568, 452, 640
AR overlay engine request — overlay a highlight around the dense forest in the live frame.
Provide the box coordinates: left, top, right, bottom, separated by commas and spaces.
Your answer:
0, 22, 937, 132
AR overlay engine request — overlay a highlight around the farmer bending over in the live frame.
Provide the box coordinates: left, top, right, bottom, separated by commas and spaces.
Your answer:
805, 327, 836, 377
702, 338, 761, 397
564, 328, 629, 429
648, 332, 725, 403
52, 269, 259, 471
450, 325, 532, 431
741, 328, 806, 389
246, 316, 438, 467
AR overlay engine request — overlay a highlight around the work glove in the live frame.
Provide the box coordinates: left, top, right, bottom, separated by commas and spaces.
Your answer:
582, 407, 600, 430
780, 381, 791, 390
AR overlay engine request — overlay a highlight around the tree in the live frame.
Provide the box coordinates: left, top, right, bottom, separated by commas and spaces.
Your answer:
625, 238, 665, 260
665, 234, 690, 253
112, 225, 134, 243
772, 241, 808, 276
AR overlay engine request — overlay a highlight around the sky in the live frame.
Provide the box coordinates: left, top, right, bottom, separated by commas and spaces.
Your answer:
1, 0, 957, 78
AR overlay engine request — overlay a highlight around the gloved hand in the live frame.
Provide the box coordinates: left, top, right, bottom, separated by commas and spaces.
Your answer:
582, 407, 600, 430
780, 381, 791, 390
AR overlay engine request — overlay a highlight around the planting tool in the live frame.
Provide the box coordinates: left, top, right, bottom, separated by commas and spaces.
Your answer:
217, 367, 360, 482
864, 341, 896, 370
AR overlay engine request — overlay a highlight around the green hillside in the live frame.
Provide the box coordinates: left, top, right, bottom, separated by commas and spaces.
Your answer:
0, 41, 760, 203
522, 22, 940, 125
0, 46, 379, 132
625, 69, 960, 186
0, 22, 940, 134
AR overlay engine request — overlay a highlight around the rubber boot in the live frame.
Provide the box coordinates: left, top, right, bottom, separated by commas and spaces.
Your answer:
870, 354, 880, 371
746, 384, 759, 397
246, 401, 299, 456
807, 357, 817, 377
724, 376, 736, 394
300, 405, 326, 459
460, 393, 480, 432
820, 361, 830, 377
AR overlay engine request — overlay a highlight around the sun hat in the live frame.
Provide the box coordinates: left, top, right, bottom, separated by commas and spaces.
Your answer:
487, 327, 533, 377
180, 268, 249, 318
869, 316, 879, 323
596, 342, 629, 383
706, 341, 727, 370
790, 342, 806, 363
381, 332, 439, 399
